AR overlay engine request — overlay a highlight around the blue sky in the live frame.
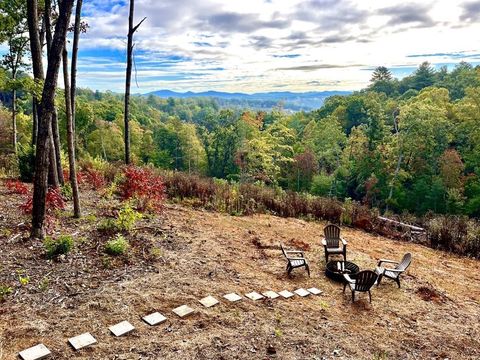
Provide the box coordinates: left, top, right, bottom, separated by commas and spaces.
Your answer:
5, 0, 480, 93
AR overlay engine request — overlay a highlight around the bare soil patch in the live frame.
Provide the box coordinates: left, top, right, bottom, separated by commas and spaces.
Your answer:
0, 183, 479, 359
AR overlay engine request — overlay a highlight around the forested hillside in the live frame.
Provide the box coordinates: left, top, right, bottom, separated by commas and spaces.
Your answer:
1, 61, 480, 217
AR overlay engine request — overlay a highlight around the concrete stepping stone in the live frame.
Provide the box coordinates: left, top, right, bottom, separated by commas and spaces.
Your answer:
278, 290, 295, 298
223, 293, 242, 302
307, 287, 322, 295
142, 312, 167, 326
294, 288, 310, 297
109, 320, 135, 337
262, 290, 280, 299
172, 305, 195, 318
68, 332, 97, 351
245, 291, 264, 301
19, 344, 51, 360
199, 295, 219, 308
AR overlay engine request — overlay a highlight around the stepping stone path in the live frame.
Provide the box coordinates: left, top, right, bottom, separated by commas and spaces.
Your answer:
199, 295, 219, 308
172, 305, 195, 318
262, 290, 280, 299
109, 321, 135, 337
294, 288, 310, 297
245, 291, 264, 301
19, 285, 326, 358
223, 293, 242, 302
68, 332, 97, 351
19, 344, 51, 360
278, 290, 295, 298
307, 287, 322, 295
142, 312, 167, 326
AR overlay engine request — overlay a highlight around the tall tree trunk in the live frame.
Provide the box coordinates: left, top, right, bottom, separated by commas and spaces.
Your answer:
32, 98, 38, 147
12, 86, 17, 154
70, 0, 83, 144
31, 0, 75, 238
124, 1, 146, 165
124, 0, 134, 165
45, 0, 63, 186
27, 0, 44, 150
63, 45, 81, 218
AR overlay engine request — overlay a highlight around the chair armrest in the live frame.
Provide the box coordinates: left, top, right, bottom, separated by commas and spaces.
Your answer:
340, 237, 347, 246
287, 257, 306, 261
384, 268, 404, 273
321, 239, 327, 246
343, 274, 354, 283
286, 250, 304, 254
377, 259, 398, 266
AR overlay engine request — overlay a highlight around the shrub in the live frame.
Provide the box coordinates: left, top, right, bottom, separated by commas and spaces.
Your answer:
0, 284, 13, 302
105, 234, 129, 256
5, 179, 29, 195
118, 165, 165, 213
20, 187, 65, 215
116, 202, 142, 231
18, 145, 35, 182
44, 235, 74, 258
61, 183, 73, 200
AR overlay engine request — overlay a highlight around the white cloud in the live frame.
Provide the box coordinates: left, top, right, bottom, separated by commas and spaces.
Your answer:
53, 0, 480, 92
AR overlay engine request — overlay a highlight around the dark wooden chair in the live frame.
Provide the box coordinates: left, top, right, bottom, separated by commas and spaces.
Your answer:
280, 243, 310, 277
321, 224, 347, 262
343, 270, 378, 303
376, 253, 412, 288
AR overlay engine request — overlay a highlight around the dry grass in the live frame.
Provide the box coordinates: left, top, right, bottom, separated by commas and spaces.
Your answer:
0, 184, 479, 359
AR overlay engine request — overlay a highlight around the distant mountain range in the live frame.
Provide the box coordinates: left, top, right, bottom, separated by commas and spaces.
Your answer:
145, 89, 352, 111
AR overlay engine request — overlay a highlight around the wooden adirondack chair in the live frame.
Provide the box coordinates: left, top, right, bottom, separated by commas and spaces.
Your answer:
321, 224, 347, 262
376, 253, 412, 288
280, 243, 310, 277
343, 270, 378, 303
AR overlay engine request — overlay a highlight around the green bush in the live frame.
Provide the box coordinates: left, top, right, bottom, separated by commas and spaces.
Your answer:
44, 235, 74, 258
0, 284, 13, 301
18, 145, 35, 182
310, 173, 333, 196
61, 183, 73, 200
105, 234, 129, 256
116, 202, 142, 231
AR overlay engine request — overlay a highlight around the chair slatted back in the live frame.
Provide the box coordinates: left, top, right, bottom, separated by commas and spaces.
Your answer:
396, 253, 412, 272
354, 270, 378, 292
324, 224, 341, 248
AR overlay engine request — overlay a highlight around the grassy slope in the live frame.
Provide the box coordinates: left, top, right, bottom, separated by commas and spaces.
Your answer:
0, 183, 479, 359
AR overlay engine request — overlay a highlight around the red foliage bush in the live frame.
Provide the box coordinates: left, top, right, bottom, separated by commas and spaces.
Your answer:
20, 187, 65, 215
118, 166, 165, 213
5, 179, 30, 195
80, 169, 105, 188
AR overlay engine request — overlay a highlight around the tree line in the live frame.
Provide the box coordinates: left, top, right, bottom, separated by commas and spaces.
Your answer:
1, 0, 480, 235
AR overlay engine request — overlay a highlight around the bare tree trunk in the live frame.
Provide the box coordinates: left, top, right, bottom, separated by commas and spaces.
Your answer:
70, 0, 83, 144
124, 0, 146, 164
45, 0, 63, 186
12, 86, 17, 154
31, 0, 74, 238
27, 0, 44, 151
63, 45, 81, 218
32, 98, 38, 147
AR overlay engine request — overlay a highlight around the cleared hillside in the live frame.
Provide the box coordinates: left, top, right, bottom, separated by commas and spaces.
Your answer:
0, 184, 479, 359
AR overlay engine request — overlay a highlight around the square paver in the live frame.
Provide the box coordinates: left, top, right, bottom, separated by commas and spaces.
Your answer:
307, 287, 322, 295
294, 288, 310, 297
262, 290, 280, 299
223, 293, 242, 302
245, 291, 264, 301
109, 320, 135, 337
199, 295, 219, 308
172, 305, 195, 318
19, 343, 51, 360
142, 312, 167, 326
278, 290, 295, 298
68, 332, 97, 351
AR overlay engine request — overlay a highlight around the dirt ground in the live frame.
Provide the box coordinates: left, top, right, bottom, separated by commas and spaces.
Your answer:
0, 184, 479, 360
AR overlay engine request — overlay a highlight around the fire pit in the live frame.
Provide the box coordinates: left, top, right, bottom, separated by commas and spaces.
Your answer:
325, 261, 360, 282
